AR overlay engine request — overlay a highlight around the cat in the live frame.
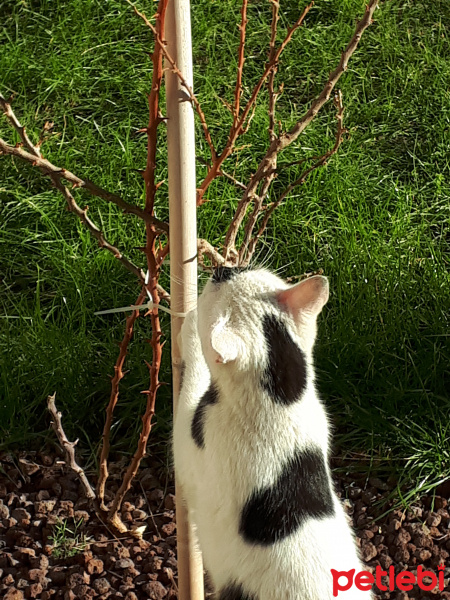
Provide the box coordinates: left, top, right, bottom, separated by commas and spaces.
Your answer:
173, 267, 372, 599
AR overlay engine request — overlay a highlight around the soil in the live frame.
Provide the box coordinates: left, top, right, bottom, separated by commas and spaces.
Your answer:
0, 450, 449, 599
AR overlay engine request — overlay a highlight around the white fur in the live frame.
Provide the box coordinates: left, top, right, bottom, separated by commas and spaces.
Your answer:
173, 269, 372, 599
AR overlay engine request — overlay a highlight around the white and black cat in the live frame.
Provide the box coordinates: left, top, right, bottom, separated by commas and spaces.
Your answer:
173, 267, 371, 599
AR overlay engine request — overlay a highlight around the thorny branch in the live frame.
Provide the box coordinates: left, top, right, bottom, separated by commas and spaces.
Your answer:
96, 287, 148, 511
196, 1, 314, 206
131, 2, 217, 163
243, 89, 346, 264
0, 142, 167, 233
103, 0, 169, 534
0, 98, 148, 283
223, 0, 379, 263
47, 394, 96, 501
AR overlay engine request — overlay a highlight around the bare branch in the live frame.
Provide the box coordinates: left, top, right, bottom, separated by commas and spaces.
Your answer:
47, 393, 96, 501
277, 0, 377, 152
197, 238, 227, 268
0, 102, 147, 284
243, 90, 346, 264
0, 138, 168, 233
0, 95, 168, 233
224, 0, 378, 259
197, 2, 313, 206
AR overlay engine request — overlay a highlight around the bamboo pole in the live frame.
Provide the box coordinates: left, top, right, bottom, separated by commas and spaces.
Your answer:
165, 1, 204, 599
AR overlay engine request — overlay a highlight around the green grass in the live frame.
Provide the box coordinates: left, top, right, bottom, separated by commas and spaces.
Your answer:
49, 517, 90, 559
1, 0, 449, 497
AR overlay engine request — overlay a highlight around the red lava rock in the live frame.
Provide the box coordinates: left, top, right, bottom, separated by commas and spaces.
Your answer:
28, 567, 48, 585
165, 557, 177, 570
67, 571, 90, 587
36, 490, 50, 501
359, 529, 374, 540
4, 454, 450, 600
413, 533, 433, 549
388, 518, 402, 532
158, 566, 174, 585
165, 535, 177, 547
394, 547, 410, 563
0, 500, 10, 519
11, 507, 31, 526
61, 490, 78, 503
140, 471, 160, 491
34, 500, 57, 514
73, 510, 89, 522
47, 567, 67, 585
92, 577, 111, 594
3, 589, 25, 600
361, 541, 377, 562
86, 558, 104, 575
145, 556, 163, 573
3, 517, 18, 530
161, 522, 176, 537
116, 546, 131, 560
426, 512, 442, 527
116, 558, 134, 570
51, 482, 62, 497
3, 573, 15, 585
395, 529, 411, 545
119, 584, 135, 595
149, 489, 164, 505
27, 582, 44, 598
142, 581, 168, 599
379, 553, 393, 569
13, 547, 36, 561
73, 584, 95, 598
434, 496, 447, 509
91, 542, 109, 554
164, 494, 176, 510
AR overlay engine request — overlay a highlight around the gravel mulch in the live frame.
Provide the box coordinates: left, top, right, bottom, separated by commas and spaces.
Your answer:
0, 451, 449, 599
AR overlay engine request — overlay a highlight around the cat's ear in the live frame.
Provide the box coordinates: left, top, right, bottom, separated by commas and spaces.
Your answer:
277, 275, 329, 320
210, 315, 242, 364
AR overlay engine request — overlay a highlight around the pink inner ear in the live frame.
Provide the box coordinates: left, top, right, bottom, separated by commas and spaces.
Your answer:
277, 275, 329, 317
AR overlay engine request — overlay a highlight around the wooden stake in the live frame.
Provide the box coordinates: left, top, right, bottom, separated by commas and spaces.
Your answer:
165, 1, 204, 599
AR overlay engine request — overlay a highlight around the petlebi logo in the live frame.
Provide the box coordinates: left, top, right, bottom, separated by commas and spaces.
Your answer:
331, 564, 446, 596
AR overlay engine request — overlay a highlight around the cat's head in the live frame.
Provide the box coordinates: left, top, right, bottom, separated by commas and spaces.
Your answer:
197, 267, 329, 373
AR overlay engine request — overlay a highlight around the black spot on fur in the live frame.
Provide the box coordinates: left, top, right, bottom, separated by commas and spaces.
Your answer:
191, 383, 219, 449
239, 447, 334, 545
212, 267, 244, 284
218, 583, 257, 600
262, 313, 307, 405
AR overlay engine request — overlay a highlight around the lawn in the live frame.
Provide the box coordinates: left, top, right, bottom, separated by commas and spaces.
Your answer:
0, 0, 449, 498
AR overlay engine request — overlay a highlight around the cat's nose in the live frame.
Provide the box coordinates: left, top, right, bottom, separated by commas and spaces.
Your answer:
212, 266, 241, 284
